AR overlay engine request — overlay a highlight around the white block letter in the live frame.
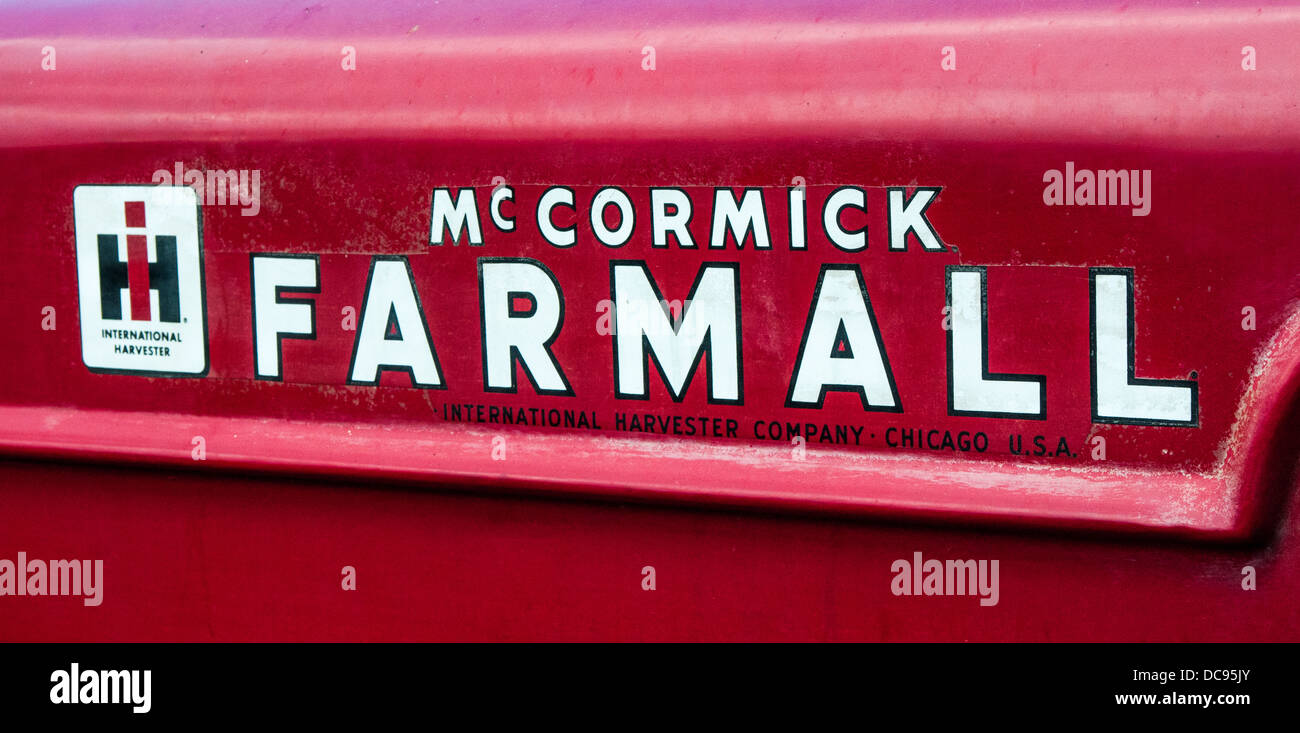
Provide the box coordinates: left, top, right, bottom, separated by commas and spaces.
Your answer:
1092, 269, 1196, 425
947, 267, 1045, 418
251, 254, 318, 380
479, 258, 571, 395
787, 265, 899, 410
612, 262, 741, 403
348, 257, 443, 388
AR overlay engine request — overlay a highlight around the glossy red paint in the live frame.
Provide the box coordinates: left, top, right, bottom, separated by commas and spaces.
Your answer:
1, 0, 1298, 640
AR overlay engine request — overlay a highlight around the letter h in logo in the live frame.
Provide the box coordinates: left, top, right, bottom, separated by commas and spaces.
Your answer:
96, 200, 180, 322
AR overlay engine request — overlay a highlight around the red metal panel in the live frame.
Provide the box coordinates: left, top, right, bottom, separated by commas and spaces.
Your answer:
2, 458, 1298, 641
1, 0, 1298, 640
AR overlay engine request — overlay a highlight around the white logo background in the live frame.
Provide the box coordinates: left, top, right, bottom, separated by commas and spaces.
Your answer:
73, 185, 207, 375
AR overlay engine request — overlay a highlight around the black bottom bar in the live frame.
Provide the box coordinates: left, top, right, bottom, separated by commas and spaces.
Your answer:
0, 643, 1289, 721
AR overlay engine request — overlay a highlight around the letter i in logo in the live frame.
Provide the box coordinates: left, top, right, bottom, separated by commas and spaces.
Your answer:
74, 185, 208, 375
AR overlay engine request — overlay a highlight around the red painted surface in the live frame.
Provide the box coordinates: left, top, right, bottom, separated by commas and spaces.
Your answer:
2, 457, 1297, 641
1, 0, 1298, 639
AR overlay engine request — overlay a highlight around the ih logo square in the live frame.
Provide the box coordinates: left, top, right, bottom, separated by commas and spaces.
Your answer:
73, 185, 208, 376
